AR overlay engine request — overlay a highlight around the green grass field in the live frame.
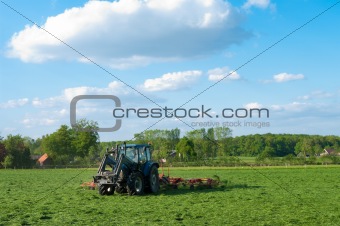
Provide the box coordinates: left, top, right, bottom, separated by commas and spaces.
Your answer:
1, 166, 339, 225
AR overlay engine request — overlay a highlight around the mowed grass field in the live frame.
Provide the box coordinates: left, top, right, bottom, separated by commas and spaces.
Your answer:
0, 166, 339, 225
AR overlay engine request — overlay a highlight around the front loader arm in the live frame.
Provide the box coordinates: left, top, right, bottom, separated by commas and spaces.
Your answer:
97, 152, 116, 174
112, 153, 136, 181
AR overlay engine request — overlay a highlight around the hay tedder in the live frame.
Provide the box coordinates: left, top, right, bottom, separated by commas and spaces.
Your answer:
159, 174, 221, 190
82, 143, 222, 195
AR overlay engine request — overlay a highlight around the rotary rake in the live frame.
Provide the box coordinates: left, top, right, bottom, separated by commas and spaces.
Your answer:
159, 175, 221, 190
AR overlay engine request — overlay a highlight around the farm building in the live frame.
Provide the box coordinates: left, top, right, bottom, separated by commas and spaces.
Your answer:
320, 148, 340, 156
37, 153, 53, 166
297, 148, 340, 157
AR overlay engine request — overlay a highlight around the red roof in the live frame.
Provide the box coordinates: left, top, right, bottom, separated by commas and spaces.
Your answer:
37, 153, 49, 164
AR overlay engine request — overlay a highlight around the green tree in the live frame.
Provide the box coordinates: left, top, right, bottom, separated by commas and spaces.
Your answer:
263, 146, 276, 158
4, 135, 32, 168
134, 128, 180, 157
176, 137, 195, 161
283, 154, 295, 165
72, 119, 100, 159
205, 128, 217, 159
30, 138, 43, 155
42, 120, 100, 165
214, 127, 232, 157
214, 127, 232, 140
2, 155, 13, 169
186, 128, 206, 159
42, 125, 75, 164
0, 142, 7, 166
167, 128, 180, 151
294, 140, 303, 156
301, 138, 313, 156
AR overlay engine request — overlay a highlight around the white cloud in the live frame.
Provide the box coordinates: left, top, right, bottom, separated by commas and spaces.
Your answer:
20, 108, 71, 128
261, 98, 340, 134
141, 70, 202, 92
244, 102, 263, 109
41, 119, 57, 126
297, 90, 333, 100
262, 72, 304, 83
19, 80, 164, 131
32, 96, 64, 108
208, 67, 240, 82
59, 109, 68, 116
273, 73, 304, 83
7, 0, 249, 69
0, 98, 29, 109
21, 117, 57, 127
297, 95, 309, 101
271, 102, 313, 112
3, 127, 17, 133
243, 0, 271, 9
31, 81, 128, 108
63, 81, 127, 101
288, 90, 336, 122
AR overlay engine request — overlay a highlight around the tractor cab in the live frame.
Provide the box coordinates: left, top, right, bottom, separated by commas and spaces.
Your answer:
117, 144, 152, 165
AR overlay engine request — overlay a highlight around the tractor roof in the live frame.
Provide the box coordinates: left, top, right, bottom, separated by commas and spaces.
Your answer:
121, 144, 150, 148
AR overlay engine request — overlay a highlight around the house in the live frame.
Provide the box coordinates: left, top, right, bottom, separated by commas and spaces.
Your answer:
169, 150, 177, 158
157, 150, 177, 163
320, 148, 339, 156
37, 153, 52, 166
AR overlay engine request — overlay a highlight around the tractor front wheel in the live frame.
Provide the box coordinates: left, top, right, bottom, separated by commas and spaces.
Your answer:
127, 172, 144, 196
99, 184, 114, 196
149, 165, 160, 193
106, 185, 114, 195
98, 185, 107, 195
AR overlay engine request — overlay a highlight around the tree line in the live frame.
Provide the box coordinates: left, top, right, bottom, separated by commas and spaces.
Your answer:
1, 125, 339, 168
110, 127, 339, 161
0, 119, 100, 168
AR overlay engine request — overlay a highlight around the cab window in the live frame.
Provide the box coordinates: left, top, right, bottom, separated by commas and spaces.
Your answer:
145, 147, 151, 161
139, 148, 147, 163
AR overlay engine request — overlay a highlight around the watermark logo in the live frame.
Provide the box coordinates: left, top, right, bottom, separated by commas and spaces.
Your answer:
112, 106, 269, 119
70, 95, 122, 132
191, 120, 271, 129
70, 94, 270, 132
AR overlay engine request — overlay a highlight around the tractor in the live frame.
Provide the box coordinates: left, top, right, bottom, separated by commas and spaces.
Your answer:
93, 143, 160, 196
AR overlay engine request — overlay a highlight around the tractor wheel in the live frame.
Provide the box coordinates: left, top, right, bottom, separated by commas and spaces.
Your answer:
99, 185, 114, 195
115, 183, 126, 194
149, 165, 160, 193
106, 185, 114, 195
127, 172, 144, 196
98, 185, 107, 196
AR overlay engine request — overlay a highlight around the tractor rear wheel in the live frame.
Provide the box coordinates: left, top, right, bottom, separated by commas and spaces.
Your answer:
127, 172, 144, 196
149, 165, 160, 193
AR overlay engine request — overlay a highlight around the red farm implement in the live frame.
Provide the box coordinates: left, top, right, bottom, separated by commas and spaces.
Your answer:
159, 174, 221, 190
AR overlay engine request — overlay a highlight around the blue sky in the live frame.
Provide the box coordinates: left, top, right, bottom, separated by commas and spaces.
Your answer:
0, 0, 339, 141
